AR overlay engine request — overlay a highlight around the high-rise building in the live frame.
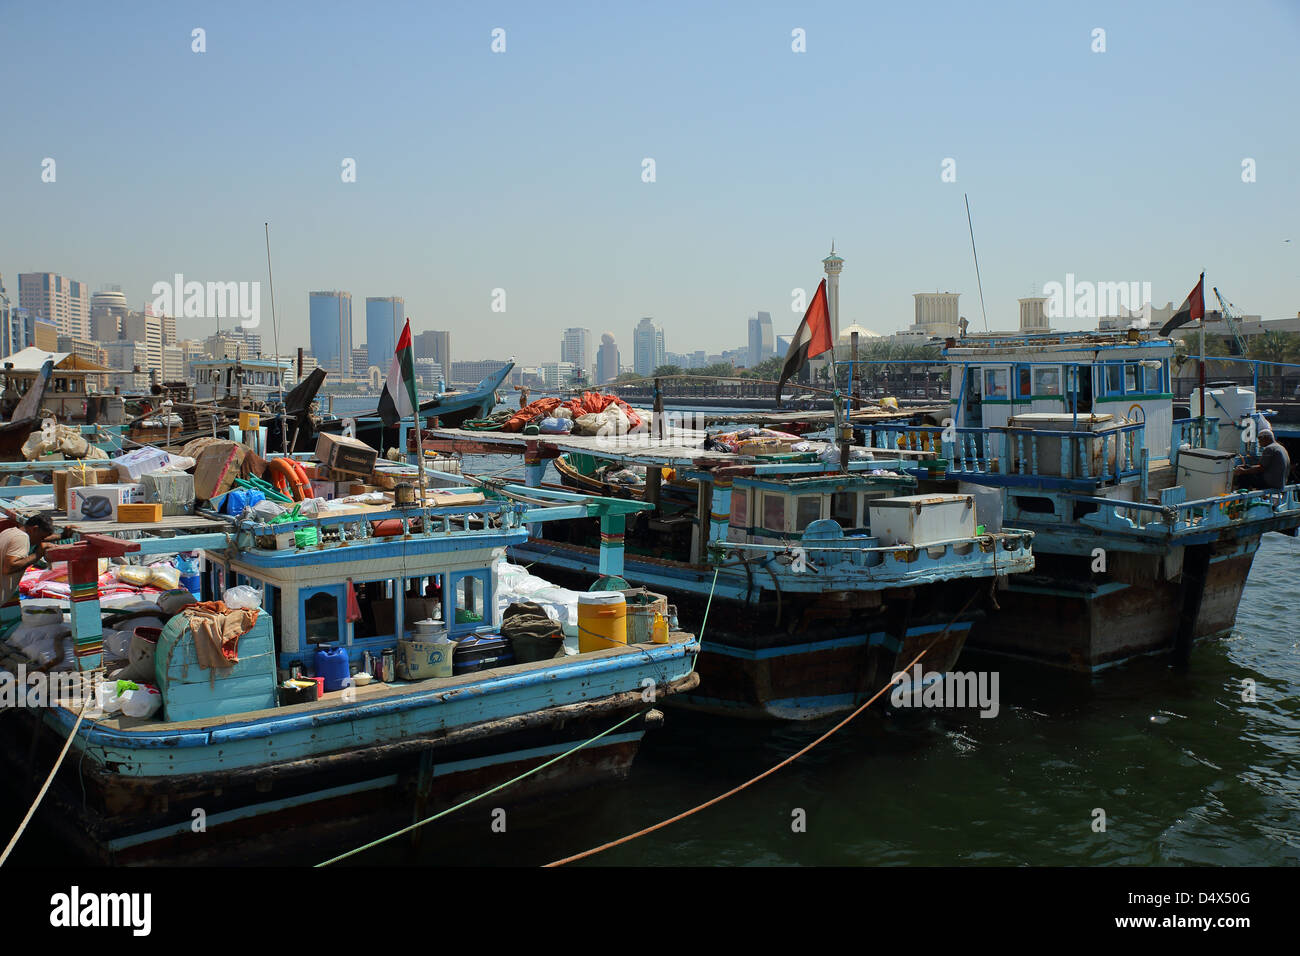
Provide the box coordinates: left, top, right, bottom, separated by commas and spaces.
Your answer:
90, 288, 130, 341
539, 362, 577, 388
748, 312, 774, 366
0, 274, 20, 356
351, 347, 370, 377
120, 312, 164, 376
414, 330, 452, 373
100, 341, 148, 392
308, 291, 353, 373
162, 345, 186, 382
633, 317, 665, 378
560, 328, 592, 379
19, 272, 90, 340
365, 296, 405, 369
414, 358, 445, 389
596, 332, 619, 385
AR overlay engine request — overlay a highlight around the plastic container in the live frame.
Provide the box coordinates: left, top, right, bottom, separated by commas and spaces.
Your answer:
314, 645, 350, 692
577, 591, 627, 653
652, 612, 669, 644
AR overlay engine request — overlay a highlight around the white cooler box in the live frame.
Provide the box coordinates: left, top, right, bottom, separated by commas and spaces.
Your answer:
1006, 413, 1123, 478
868, 494, 976, 547
1176, 447, 1235, 500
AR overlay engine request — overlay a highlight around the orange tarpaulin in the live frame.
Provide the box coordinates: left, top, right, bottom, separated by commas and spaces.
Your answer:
503, 392, 643, 432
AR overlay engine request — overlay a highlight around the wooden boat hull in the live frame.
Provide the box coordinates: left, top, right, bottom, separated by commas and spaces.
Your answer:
0, 639, 698, 865
963, 535, 1261, 671
512, 556, 986, 721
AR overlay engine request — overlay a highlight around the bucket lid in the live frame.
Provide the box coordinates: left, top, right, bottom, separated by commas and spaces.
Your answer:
578, 591, 626, 606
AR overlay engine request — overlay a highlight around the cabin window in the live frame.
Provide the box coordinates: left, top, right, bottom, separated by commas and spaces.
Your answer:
1104, 364, 1122, 395
831, 492, 858, 528
1032, 367, 1061, 396
761, 493, 786, 533
304, 590, 340, 644
1016, 367, 1032, 397
729, 489, 749, 527
453, 572, 487, 626
794, 496, 822, 532
984, 369, 1008, 398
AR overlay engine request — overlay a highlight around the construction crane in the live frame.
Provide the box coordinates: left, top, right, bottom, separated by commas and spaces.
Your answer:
1212, 287, 1248, 356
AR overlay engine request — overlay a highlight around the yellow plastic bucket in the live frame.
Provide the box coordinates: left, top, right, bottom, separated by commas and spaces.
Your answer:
577, 592, 627, 653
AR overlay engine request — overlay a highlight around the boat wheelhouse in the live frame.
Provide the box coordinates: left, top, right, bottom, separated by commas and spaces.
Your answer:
424, 427, 1035, 721
0, 482, 698, 865
191, 356, 295, 404
860, 328, 1300, 671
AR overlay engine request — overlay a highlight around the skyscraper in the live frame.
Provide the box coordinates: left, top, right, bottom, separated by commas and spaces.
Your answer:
633, 317, 665, 378
414, 330, 452, 372
365, 296, 405, 369
18, 272, 90, 340
560, 328, 592, 380
596, 332, 619, 385
748, 312, 774, 366
309, 291, 353, 374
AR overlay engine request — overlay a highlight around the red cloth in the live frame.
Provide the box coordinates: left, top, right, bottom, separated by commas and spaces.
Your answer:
345, 578, 362, 623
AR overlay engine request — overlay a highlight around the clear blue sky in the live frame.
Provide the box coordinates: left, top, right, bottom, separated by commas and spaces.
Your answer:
2, 0, 1297, 364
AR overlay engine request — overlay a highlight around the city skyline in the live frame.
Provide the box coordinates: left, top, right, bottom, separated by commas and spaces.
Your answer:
3, 3, 1297, 365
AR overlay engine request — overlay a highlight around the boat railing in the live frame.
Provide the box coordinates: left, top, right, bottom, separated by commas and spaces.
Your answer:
1169, 417, 1223, 470
1070, 483, 1300, 535
714, 529, 1034, 576
239, 498, 519, 548
862, 422, 1146, 485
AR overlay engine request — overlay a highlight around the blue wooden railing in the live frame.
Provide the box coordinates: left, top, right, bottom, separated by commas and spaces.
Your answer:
862, 422, 1146, 484
1169, 417, 1221, 470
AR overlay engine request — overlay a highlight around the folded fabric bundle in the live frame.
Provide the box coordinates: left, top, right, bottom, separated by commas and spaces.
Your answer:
183, 601, 260, 669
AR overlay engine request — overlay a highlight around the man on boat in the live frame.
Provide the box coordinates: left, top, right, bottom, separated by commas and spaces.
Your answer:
1233, 430, 1291, 490
0, 511, 57, 607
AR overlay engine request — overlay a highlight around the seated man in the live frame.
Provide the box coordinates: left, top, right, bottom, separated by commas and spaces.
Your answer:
1234, 430, 1291, 490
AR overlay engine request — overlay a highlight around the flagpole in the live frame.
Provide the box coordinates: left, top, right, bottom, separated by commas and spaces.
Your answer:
1198, 271, 1206, 429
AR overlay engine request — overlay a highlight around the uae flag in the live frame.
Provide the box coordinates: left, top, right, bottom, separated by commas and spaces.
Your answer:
1158, 273, 1206, 337
378, 318, 419, 427
777, 278, 834, 397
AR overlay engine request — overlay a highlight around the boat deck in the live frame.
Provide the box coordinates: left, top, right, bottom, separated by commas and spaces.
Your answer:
51, 633, 697, 733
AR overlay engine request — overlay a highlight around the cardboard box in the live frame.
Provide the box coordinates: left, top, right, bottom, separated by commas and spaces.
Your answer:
111, 446, 172, 482
193, 441, 248, 500
116, 502, 163, 523
53, 466, 117, 512
314, 433, 378, 480
68, 483, 145, 521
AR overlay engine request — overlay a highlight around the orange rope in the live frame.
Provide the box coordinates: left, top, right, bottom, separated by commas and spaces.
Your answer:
546, 642, 945, 866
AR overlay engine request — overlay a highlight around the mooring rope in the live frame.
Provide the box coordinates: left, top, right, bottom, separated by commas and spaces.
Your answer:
543, 587, 983, 867
315, 708, 644, 866
316, 567, 720, 866
0, 702, 87, 867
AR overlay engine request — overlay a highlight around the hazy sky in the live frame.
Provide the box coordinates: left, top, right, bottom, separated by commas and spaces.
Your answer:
3, 0, 1297, 364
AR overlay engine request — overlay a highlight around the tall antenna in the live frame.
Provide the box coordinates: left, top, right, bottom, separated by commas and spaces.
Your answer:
264, 221, 287, 453
964, 193, 989, 332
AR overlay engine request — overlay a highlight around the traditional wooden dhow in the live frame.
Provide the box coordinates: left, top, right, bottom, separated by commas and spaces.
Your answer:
860, 328, 1300, 671
424, 428, 1036, 720
0, 483, 697, 865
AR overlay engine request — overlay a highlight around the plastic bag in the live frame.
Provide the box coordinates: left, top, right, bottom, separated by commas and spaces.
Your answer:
223, 585, 263, 610
116, 565, 152, 587
148, 565, 180, 590
119, 684, 162, 718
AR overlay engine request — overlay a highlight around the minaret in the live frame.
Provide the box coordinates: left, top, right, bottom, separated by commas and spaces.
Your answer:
822, 242, 844, 341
